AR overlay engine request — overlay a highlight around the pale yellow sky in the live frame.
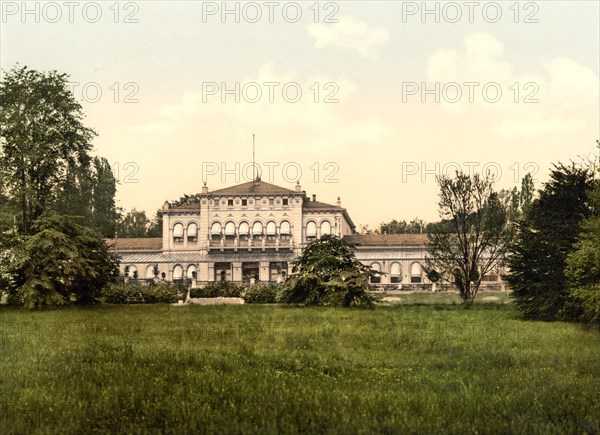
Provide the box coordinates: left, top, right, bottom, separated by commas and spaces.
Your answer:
2, 1, 599, 227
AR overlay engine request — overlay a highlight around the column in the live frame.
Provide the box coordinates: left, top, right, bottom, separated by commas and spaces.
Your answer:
259, 261, 270, 282
232, 262, 242, 283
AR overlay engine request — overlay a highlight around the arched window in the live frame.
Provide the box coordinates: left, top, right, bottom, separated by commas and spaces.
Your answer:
239, 221, 249, 234
146, 264, 156, 279
280, 220, 291, 235
306, 221, 317, 238
126, 265, 138, 279
390, 262, 401, 283
266, 221, 276, 235
320, 220, 331, 236
187, 222, 198, 241
211, 222, 222, 235
224, 221, 236, 236
252, 221, 263, 238
410, 262, 422, 283
187, 264, 197, 279
370, 262, 381, 284
173, 223, 184, 242
173, 264, 183, 280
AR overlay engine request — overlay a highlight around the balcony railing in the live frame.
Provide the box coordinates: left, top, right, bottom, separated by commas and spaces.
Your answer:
208, 236, 293, 251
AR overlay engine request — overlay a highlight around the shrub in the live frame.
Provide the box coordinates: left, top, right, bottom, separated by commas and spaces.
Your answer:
102, 281, 141, 304
142, 283, 182, 304
566, 284, 600, 325
242, 284, 278, 304
189, 281, 242, 298
102, 281, 182, 304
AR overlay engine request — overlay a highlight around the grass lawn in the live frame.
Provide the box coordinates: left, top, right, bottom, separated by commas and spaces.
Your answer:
1, 299, 599, 434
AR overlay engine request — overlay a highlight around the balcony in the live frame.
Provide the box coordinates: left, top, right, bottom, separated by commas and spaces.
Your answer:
208, 236, 293, 251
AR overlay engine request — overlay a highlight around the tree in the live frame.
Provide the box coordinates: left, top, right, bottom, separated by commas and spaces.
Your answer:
90, 157, 118, 237
278, 234, 374, 307
0, 65, 96, 234
427, 171, 515, 306
358, 224, 379, 235
507, 164, 594, 320
8, 211, 119, 308
564, 181, 600, 324
116, 208, 154, 238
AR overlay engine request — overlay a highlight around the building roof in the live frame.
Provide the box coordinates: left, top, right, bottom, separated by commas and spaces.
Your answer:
169, 202, 200, 211
343, 234, 428, 247
303, 199, 343, 210
105, 238, 163, 252
208, 180, 297, 196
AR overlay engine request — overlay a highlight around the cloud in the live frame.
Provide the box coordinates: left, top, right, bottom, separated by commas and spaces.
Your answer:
307, 15, 389, 58
428, 33, 513, 82
493, 116, 587, 138
424, 33, 598, 138
128, 64, 394, 155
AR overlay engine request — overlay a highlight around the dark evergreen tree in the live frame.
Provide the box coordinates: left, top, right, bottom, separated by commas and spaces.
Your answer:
507, 164, 594, 320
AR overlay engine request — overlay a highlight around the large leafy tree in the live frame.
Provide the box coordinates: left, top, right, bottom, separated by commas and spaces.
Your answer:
0, 65, 97, 234
427, 171, 516, 306
278, 234, 374, 307
5, 211, 119, 308
507, 164, 594, 320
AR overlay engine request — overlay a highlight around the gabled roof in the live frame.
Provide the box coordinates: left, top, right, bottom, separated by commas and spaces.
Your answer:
105, 238, 163, 252
208, 180, 297, 196
343, 234, 428, 247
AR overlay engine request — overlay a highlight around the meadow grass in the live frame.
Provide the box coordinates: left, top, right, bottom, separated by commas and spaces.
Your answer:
1, 299, 599, 434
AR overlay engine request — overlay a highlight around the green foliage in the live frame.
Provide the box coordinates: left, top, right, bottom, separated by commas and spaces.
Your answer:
379, 218, 430, 234
102, 281, 182, 304
190, 281, 242, 298
242, 284, 278, 304
278, 234, 373, 307
102, 281, 142, 304
116, 208, 155, 238
565, 182, 600, 324
427, 171, 515, 306
10, 211, 119, 308
90, 157, 118, 237
140, 283, 182, 304
0, 65, 97, 234
508, 164, 595, 320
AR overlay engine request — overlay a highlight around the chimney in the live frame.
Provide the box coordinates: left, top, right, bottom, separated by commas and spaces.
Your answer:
337, 196, 341, 207
295, 181, 301, 192
312, 194, 316, 202
202, 182, 208, 194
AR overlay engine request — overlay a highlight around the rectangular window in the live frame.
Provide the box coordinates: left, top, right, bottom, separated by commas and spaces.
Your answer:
242, 199, 247, 206
283, 198, 288, 206
269, 198, 274, 205
227, 199, 234, 206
